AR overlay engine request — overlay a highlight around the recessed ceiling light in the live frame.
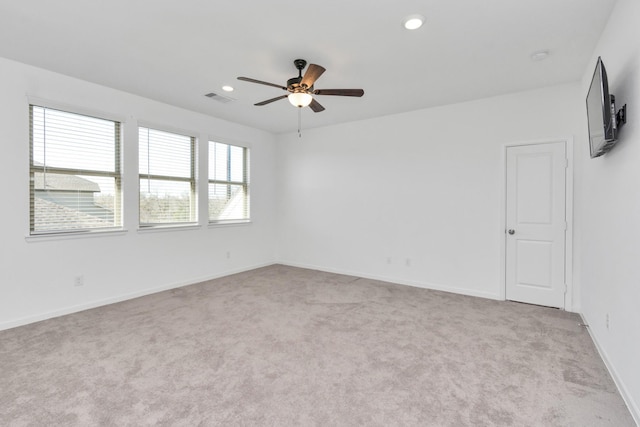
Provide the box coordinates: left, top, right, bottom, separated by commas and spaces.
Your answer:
530, 50, 550, 61
402, 14, 425, 30
222, 85, 234, 92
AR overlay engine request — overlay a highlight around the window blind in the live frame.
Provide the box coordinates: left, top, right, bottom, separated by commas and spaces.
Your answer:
208, 141, 249, 222
29, 105, 121, 234
139, 127, 196, 226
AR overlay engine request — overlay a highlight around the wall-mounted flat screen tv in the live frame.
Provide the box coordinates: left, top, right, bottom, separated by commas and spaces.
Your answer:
586, 57, 618, 158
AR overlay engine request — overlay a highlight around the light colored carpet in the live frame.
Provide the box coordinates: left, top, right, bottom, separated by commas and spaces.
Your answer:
0, 265, 634, 426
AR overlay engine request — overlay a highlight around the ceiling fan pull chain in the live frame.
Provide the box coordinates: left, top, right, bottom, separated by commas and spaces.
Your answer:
298, 107, 302, 138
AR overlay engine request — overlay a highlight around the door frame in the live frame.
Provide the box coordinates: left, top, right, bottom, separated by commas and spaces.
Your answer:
499, 137, 574, 311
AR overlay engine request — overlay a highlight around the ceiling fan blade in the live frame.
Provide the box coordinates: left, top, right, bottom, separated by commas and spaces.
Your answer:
255, 94, 288, 106
300, 64, 326, 89
313, 89, 364, 97
309, 98, 325, 113
237, 76, 287, 91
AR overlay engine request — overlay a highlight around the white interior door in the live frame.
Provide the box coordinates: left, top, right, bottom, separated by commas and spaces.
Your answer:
505, 142, 567, 308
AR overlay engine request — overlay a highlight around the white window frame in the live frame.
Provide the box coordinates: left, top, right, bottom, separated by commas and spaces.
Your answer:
28, 103, 123, 236
138, 125, 198, 228
208, 141, 250, 224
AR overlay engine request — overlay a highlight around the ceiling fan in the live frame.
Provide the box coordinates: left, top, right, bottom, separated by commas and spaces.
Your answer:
237, 59, 364, 112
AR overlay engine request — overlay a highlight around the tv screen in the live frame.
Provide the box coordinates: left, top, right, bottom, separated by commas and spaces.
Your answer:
586, 57, 617, 158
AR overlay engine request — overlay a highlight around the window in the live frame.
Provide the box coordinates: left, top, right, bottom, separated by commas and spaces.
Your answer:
208, 141, 249, 222
29, 105, 121, 234
139, 127, 196, 226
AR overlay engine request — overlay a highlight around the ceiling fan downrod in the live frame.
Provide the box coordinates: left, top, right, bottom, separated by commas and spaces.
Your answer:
288, 59, 307, 90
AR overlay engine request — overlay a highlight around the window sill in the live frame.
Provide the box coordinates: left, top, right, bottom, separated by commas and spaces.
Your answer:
208, 220, 251, 228
137, 224, 201, 234
26, 229, 128, 243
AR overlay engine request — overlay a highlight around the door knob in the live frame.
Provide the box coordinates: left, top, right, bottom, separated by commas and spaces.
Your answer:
508, 229, 515, 235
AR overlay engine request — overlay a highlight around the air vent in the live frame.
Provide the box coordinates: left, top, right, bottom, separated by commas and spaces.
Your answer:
204, 92, 235, 104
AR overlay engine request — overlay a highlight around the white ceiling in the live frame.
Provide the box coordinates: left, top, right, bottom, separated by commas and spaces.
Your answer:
0, 0, 617, 134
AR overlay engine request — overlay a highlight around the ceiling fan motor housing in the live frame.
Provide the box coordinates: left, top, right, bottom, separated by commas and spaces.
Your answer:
287, 76, 312, 93
287, 76, 302, 90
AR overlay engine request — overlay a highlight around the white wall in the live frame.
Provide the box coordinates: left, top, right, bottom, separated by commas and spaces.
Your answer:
276, 83, 582, 302
0, 57, 278, 330
578, 0, 640, 421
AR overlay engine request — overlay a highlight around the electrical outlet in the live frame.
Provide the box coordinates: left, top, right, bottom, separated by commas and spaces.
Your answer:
606, 313, 610, 330
74, 275, 84, 287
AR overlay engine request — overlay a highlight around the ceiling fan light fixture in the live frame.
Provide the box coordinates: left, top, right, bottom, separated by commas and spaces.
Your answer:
288, 92, 313, 108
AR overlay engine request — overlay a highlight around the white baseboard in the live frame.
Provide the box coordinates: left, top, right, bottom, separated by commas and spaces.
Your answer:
0, 262, 276, 332
580, 313, 640, 425
278, 260, 502, 301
